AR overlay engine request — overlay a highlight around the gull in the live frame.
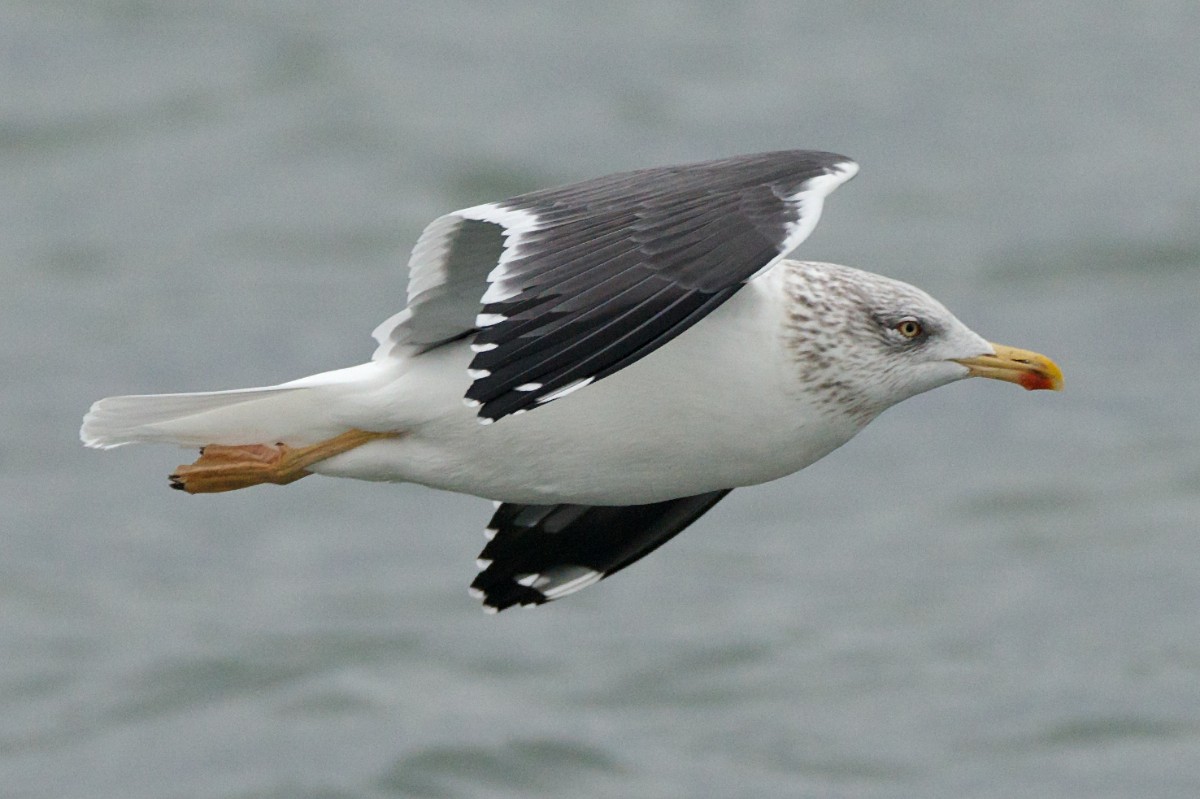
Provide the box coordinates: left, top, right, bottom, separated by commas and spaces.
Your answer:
81, 150, 1063, 612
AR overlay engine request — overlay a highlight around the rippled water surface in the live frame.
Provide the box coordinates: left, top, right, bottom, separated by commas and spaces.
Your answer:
4, 3, 1199, 797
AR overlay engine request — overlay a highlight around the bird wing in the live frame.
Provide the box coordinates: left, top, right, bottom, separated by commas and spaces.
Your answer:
372, 150, 859, 422
469, 490, 732, 612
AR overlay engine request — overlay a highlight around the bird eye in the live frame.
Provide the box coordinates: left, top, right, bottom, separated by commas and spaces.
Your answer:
895, 318, 923, 339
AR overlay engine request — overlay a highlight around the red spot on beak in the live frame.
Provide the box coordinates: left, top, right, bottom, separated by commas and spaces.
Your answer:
1018, 370, 1054, 391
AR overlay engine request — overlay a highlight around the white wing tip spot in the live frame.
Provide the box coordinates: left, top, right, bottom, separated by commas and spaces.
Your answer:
481, 281, 520, 303
507, 566, 603, 599
535, 377, 595, 404
471, 342, 499, 353
514, 382, 543, 392
541, 568, 603, 599
475, 313, 507, 328
467, 368, 491, 379
476, 558, 492, 569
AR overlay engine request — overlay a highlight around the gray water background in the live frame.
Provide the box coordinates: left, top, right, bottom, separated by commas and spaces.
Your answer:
4, 2, 1199, 797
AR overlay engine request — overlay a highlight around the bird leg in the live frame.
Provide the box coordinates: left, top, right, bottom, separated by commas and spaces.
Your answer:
169, 428, 401, 494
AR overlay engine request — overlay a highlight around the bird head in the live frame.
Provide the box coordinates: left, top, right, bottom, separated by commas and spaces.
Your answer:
781, 261, 1063, 421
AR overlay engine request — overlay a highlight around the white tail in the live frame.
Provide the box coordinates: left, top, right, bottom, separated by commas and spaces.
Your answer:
81, 364, 386, 450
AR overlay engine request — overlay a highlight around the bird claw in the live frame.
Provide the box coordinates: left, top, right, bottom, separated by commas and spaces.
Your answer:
168, 429, 401, 495
170, 443, 307, 494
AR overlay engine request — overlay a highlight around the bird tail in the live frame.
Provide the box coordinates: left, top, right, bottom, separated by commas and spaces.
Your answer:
80, 364, 380, 450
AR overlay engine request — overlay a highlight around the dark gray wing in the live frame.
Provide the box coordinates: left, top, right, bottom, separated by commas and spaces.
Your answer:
469, 490, 732, 612
372, 150, 858, 421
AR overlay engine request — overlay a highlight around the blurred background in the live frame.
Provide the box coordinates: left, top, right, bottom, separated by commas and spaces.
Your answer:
4, 2, 1198, 797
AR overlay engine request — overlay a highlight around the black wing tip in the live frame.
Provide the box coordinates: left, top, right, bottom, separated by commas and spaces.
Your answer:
735, 148, 855, 165
490, 149, 857, 205
468, 492, 733, 613
470, 571, 551, 613
654, 149, 858, 183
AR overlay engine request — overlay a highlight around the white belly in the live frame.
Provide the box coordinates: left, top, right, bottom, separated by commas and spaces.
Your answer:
311, 276, 868, 504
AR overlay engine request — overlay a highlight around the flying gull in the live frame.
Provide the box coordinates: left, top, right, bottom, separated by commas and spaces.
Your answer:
81, 150, 1063, 612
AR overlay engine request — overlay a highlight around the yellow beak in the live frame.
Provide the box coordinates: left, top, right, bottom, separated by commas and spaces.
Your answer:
953, 343, 1064, 391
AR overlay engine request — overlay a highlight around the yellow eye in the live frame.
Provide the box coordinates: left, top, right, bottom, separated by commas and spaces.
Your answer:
895, 319, 923, 339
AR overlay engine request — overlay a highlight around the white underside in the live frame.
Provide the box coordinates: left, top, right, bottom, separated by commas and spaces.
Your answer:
312, 269, 869, 504
82, 268, 874, 505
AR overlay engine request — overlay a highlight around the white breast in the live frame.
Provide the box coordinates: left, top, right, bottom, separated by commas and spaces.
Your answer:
311, 269, 869, 504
